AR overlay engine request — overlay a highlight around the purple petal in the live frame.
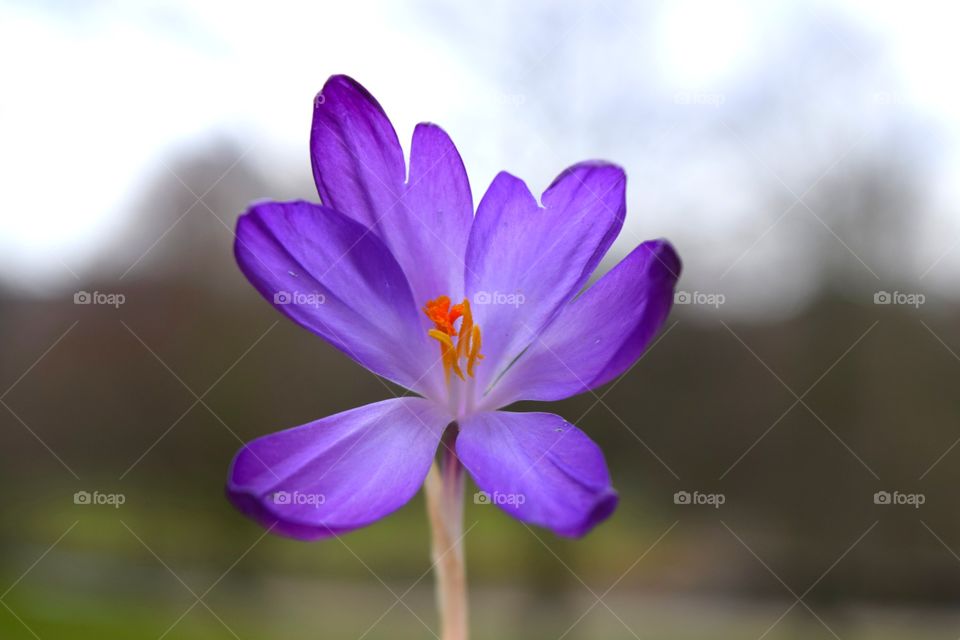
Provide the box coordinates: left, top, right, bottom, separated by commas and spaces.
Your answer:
311, 76, 472, 305
235, 200, 440, 396
311, 75, 405, 233
487, 240, 681, 406
456, 411, 617, 537
465, 163, 626, 394
227, 398, 450, 540
399, 123, 473, 303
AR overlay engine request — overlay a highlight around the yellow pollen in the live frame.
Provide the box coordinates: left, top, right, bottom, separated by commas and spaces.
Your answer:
423, 296, 484, 383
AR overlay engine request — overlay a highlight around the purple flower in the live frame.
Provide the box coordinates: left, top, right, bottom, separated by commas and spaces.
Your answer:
227, 75, 681, 541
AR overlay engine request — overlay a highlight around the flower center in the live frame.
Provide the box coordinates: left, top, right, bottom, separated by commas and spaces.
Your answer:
423, 295, 484, 384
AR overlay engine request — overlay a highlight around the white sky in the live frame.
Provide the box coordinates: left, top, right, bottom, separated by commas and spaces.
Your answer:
1, 0, 958, 312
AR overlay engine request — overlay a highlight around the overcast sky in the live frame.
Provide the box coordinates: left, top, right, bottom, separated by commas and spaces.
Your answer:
2, 0, 958, 317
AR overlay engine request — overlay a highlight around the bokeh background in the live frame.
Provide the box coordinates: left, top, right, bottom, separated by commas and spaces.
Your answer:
2, 1, 960, 638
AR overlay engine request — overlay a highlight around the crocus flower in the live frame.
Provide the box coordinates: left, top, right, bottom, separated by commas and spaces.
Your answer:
227, 75, 681, 541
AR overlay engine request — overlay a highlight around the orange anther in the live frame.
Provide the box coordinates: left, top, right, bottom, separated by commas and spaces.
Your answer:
423, 295, 483, 384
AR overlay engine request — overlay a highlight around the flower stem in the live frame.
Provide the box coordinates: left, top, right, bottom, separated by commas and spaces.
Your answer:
425, 429, 468, 640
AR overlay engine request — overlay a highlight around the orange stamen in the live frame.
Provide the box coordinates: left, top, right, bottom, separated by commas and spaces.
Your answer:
467, 324, 484, 378
423, 295, 484, 383
423, 296, 457, 335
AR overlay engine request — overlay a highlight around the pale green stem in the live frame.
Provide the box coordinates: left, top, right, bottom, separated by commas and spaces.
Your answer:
424, 431, 468, 640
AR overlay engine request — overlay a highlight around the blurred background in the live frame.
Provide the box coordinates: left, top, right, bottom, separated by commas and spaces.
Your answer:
2, 0, 960, 638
